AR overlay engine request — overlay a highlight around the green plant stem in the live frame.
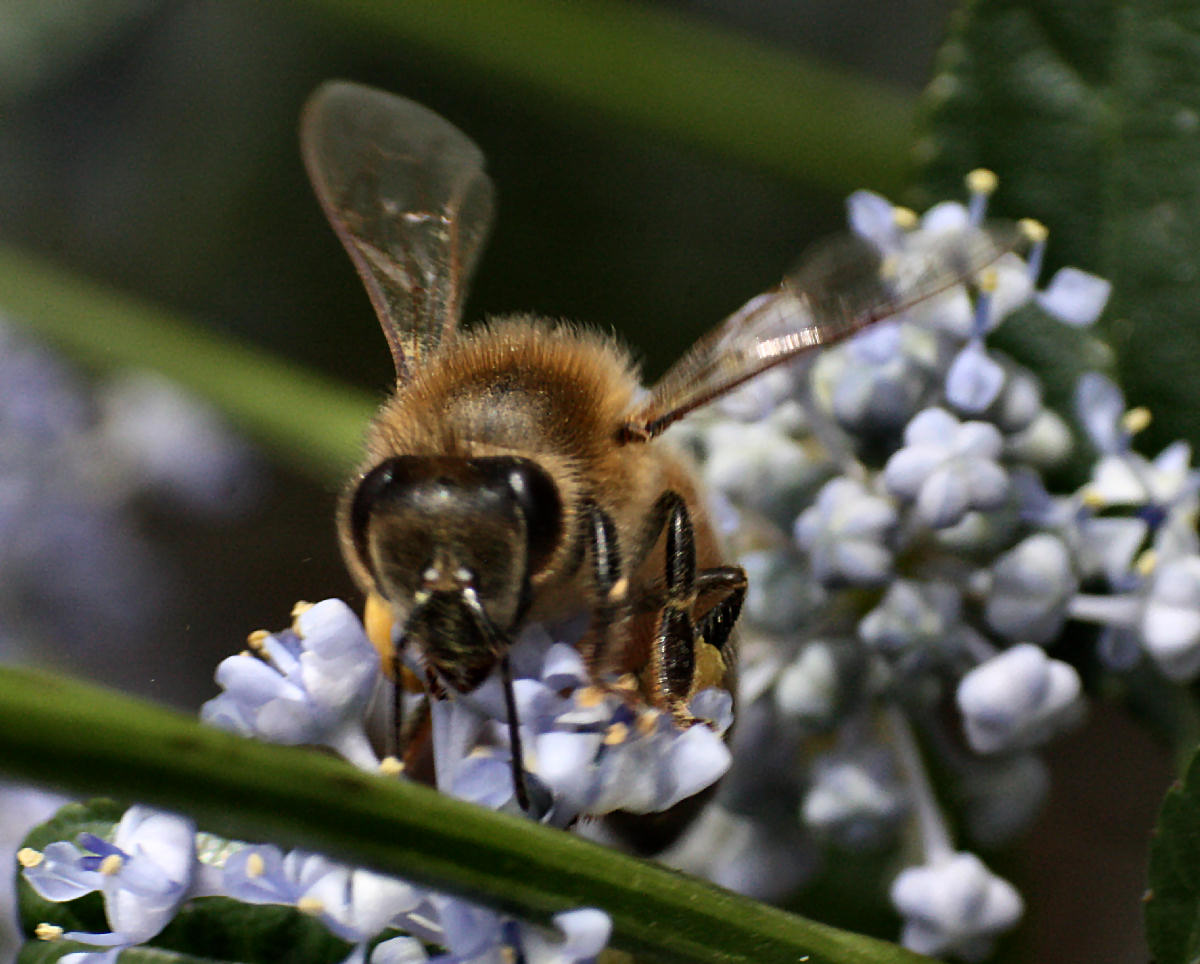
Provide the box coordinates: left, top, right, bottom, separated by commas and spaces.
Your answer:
0, 241, 372, 482
0, 665, 930, 964
301, 0, 916, 194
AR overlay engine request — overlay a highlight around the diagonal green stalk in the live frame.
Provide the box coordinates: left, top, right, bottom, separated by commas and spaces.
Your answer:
300, 0, 916, 194
0, 665, 930, 964
0, 241, 373, 483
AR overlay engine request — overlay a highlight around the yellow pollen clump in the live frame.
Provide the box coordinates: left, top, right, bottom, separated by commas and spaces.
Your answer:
1122, 407, 1152, 435
576, 686, 606, 708
966, 168, 998, 195
99, 854, 123, 876
1019, 218, 1048, 243
298, 896, 326, 915
246, 629, 270, 652
246, 852, 266, 878
35, 923, 64, 941
892, 206, 919, 230
636, 711, 660, 736
605, 722, 630, 745
17, 847, 43, 868
379, 756, 405, 777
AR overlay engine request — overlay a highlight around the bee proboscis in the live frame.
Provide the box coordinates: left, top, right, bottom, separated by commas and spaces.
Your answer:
301, 80, 1019, 852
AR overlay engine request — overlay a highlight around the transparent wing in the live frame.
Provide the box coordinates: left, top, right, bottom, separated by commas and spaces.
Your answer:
624, 224, 1024, 439
301, 81, 495, 382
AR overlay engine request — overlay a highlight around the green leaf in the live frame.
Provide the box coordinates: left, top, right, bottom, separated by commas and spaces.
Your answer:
917, 0, 1200, 453
18, 942, 231, 963
0, 665, 933, 964
1146, 745, 1200, 964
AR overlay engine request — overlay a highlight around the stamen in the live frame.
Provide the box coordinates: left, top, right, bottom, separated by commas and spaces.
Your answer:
893, 206, 919, 230
966, 168, 998, 224
16, 847, 43, 868
298, 896, 325, 915
290, 600, 314, 629
604, 722, 630, 745
35, 923, 63, 941
1122, 407, 1152, 435
379, 756, 405, 777
1019, 219, 1047, 280
1136, 549, 1158, 576
246, 629, 269, 652
99, 854, 123, 876
246, 852, 266, 878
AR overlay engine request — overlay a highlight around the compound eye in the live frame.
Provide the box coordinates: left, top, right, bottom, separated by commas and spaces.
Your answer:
348, 457, 419, 572
477, 457, 562, 573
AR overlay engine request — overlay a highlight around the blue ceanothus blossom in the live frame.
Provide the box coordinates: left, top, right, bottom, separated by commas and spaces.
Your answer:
24, 173, 1184, 963
659, 171, 1177, 961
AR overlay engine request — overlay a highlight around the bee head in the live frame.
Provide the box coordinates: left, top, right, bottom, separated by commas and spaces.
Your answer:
343, 454, 561, 690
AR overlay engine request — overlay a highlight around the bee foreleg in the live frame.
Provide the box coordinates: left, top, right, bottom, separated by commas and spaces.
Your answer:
500, 653, 531, 812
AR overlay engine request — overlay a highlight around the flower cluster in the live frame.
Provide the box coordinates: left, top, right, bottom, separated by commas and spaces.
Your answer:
661, 172, 1180, 960
0, 316, 260, 658
19, 803, 610, 964
23, 598, 732, 961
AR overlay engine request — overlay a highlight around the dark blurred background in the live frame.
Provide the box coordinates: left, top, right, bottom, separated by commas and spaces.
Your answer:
0, 4, 1169, 963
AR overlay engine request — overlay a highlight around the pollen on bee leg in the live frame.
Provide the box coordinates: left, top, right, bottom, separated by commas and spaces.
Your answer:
379, 755, 405, 777
16, 847, 43, 868
35, 923, 63, 942
364, 592, 397, 665
576, 685, 606, 708
607, 576, 629, 603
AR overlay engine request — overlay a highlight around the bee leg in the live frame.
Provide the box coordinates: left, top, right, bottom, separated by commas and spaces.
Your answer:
693, 566, 746, 655
390, 640, 407, 760
650, 492, 701, 723
500, 653, 531, 811
581, 499, 626, 678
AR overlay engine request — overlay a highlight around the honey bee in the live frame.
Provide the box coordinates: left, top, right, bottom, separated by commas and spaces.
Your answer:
301, 81, 1017, 850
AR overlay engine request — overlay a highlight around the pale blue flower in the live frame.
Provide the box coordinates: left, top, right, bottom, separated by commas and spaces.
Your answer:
884, 408, 1008, 528
795, 476, 897, 587
201, 599, 380, 768
890, 852, 1023, 961
956, 644, 1083, 753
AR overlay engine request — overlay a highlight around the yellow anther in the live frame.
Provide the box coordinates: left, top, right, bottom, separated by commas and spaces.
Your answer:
246, 852, 266, 878
1080, 488, 1107, 509
977, 267, 999, 293
298, 895, 325, 915
291, 600, 314, 620
892, 206, 919, 230
35, 923, 63, 941
1122, 407, 1152, 435
17, 847, 43, 868
636, 710, 660, 736
604, 722, 630, 745
1136, 549, 1158, 576
379, 756, 405, 777
246, 629, 269, 651
966, 168, 999, 195
1019, 218, 1048, 243
99, 854, 123, 876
